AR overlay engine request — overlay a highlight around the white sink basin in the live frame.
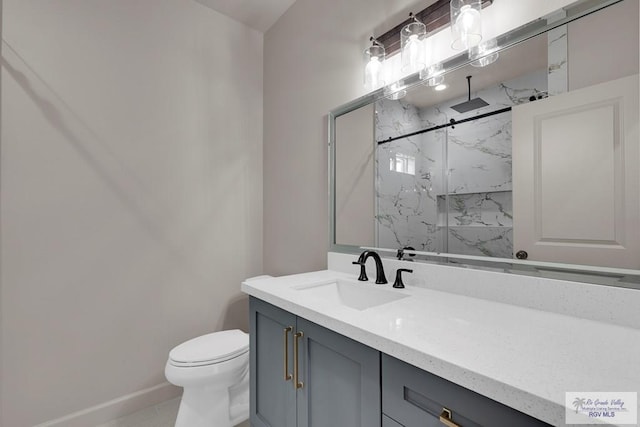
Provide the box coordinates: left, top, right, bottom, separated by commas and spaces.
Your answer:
293, 278, 409, 310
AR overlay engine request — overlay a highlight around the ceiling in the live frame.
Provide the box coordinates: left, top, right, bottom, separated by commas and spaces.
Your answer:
195, 0, 298, 33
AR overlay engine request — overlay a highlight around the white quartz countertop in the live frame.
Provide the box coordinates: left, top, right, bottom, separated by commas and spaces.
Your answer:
242, 269, 640, 427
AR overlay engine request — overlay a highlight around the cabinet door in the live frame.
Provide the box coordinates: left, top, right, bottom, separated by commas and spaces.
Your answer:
296, 318, 381, 427
250, 297, 297, 427
382, 354, 549, 427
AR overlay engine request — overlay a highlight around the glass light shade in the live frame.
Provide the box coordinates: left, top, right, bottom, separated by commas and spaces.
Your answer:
363, 44, 386, 91
384, 81, 407, 100
469, 38, 499, 67
401, 21, 427, 73
420, 63, 445, 87
450, 0, 482, 50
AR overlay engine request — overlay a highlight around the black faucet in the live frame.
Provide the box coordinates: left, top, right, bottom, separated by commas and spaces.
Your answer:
352, 250, 387, 284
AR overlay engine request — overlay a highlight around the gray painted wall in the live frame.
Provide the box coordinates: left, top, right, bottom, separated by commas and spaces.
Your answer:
263, 0, 420, 276
1, 1, 263, 425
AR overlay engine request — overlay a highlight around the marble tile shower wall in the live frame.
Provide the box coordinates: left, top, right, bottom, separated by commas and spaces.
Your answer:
375, 70, 547, 256
376, 100, 445, 251
440, 191, 513, 258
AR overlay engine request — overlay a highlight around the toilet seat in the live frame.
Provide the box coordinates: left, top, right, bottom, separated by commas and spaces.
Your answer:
169, 329, 249, 368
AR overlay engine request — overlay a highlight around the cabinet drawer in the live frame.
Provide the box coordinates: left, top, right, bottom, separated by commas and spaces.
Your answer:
382, 354, 550, 427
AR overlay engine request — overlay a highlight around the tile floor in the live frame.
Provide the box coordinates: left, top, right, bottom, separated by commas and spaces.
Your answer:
94, 397, 249, 427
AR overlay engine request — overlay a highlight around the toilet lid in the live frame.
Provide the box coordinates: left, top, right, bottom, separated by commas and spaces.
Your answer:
169, 329, 249, 367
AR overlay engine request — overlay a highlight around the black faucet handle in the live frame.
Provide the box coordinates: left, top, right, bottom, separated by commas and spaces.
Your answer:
352, 261, 368, 281
393, 268, 413, 289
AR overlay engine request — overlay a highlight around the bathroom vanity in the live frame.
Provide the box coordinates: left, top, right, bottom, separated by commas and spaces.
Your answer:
248, 297, 547, 427
241, 255, 640, 427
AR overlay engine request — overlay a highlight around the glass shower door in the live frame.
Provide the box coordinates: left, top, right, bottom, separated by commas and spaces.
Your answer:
375, 104, 447, 252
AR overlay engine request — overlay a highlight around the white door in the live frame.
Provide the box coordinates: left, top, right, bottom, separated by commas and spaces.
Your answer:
512, 74, 639, 269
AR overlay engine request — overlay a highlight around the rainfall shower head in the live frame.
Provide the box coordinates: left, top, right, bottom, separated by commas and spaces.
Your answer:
450, 75, 489, 113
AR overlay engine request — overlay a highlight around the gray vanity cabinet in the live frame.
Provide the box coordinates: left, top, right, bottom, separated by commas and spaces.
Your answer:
381, 354, 550, 427
251, 297, 550, 427
249, 297, 381, 427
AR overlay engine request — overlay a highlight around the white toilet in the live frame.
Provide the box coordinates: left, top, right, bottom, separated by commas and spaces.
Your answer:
165, 329, 250, 427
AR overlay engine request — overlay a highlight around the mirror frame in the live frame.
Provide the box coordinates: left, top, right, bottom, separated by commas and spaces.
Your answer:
328, 0, 640, 284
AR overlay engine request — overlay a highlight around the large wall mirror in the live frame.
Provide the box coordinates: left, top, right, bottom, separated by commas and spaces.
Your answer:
330, 0, 640, 287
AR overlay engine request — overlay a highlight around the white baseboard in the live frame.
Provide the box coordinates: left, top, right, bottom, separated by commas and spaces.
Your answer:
33, 382, 181, 427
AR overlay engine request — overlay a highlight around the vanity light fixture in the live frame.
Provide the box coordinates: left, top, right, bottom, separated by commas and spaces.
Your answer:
360, 0, 492, 94
469, 38, 499, 67
363, 37, 386, 91
450, 0, 483, 50
400, 13, 427, 73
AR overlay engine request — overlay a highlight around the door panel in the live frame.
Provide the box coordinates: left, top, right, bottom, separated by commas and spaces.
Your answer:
512, 74, 639, 268
250, 298, 297, 427
296, 318, 381, 427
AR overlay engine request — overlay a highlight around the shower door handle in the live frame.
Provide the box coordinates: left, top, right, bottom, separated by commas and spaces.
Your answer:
283, 326, 293, 381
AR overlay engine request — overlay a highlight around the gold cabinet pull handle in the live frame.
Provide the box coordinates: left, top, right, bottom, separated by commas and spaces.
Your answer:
293, 331, 304, 389
283, 326, 293, 381
439, 408, 462, 427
